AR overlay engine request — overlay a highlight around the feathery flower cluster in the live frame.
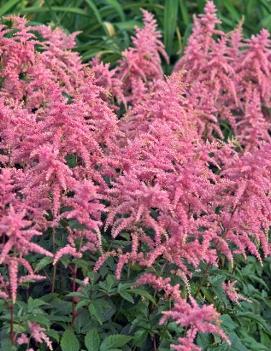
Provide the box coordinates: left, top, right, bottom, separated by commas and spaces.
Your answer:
0, 17, 114, 306
222, 280, 251, 304
17, 322, 53, 351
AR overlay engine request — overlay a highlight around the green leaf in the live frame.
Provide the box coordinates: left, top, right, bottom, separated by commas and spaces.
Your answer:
61, 328, 80, 351
228, 331, 249, 351
164, 0, 178, 55
85, 329, 100, 351
237, 312, 271, 334
34, 256, 53, 272
119, 289, 134, 303
240, 330, 269, 350
20, 6, 89, 16
100, 335, 132, 351
117, 283, 134, 303
0, 0, 21, 16
105, 0, 125, 21
131, 288, 156, 304
221, 314, 237, 331
223, 1, 240, 22
85, 0, 103, 25
47, 329, 60, 342
88, 298, 116, 325
133, 329, 148, 347
179, 0, 189, 26
27, 297, 47, 311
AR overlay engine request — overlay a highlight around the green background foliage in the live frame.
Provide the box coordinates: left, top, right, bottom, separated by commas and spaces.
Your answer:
0, 0, 271, 67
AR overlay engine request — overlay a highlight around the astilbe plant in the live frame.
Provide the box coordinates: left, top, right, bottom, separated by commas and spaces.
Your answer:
0, 2, 271, 350
0, 16, 116, 349
114, 9, 169, 104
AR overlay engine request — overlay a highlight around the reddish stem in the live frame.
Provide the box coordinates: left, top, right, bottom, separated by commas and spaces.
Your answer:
10, 302, 15, 344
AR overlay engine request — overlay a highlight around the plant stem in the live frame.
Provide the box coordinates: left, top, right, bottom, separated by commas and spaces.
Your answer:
9, 303, 15, 345
51, 263, 57, 293
51, 229, 56, 292
71, 265, 78, 326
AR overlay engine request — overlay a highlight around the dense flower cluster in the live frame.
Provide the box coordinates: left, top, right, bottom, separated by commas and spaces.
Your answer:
0, 2, 270, 350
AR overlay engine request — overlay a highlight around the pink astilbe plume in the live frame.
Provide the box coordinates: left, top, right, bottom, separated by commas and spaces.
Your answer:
28, 322, 53, 351
56, 180, 105, 257
91, 58, 125, 105
222, 280, 250, 304
236, 87, 270, 150
137, 273, 230, 350
0, 206, 52, 264
0, 206, 51, 302
217, 143, 271, 262
174, 1, 239, 138
53, 245, 82, 265
115, 10, 168, 103
174, 1, 222, 74
239, 29, 271, 107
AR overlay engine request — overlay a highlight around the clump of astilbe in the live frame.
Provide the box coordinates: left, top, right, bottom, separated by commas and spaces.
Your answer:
17, 322, 53, 351
0, 16, 118, 349
118, 72, 194, 140
0, 169, 52, 303
174, 1, 239, 138
238, 28, 271, 108
0, 16, 118, 217
90, 58, 125, 106
94, 8, 271, 348
99, 74, 221, 280
0, 16, 83, 104
137, 274, 230, 351
114, 10, 168, 104
174, 1, 271, 148
236, 87, 271, 151
217, 143, 271, 263
0, 16, 116, 302
222, 280, 251, 305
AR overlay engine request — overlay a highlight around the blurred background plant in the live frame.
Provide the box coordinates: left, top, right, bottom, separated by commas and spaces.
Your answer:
0, 0, 271, 70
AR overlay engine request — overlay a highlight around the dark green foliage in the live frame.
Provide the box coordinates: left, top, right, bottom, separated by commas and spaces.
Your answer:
0, 227, 271, 350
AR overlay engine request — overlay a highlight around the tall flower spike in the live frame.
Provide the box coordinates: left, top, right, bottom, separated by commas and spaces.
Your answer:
115, 10, 168, 103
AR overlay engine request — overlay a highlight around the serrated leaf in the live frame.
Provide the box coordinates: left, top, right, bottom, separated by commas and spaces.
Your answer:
100, 335, 132, 351
88, 298, 116, 325
85, 329, 100, 351
61, 328, 79, 351
47, 329, 60, 342
119, 290, 134, 303
237, 312, 271, 334
131, 288, 156, 304
228, 331, 249, 351
34, 256, 53, 272
221, 314, 237, 331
